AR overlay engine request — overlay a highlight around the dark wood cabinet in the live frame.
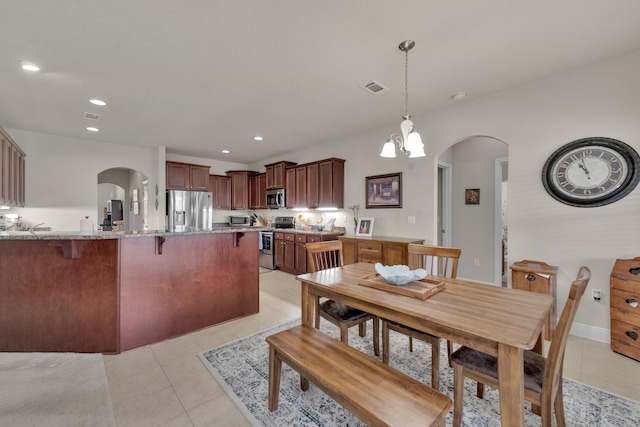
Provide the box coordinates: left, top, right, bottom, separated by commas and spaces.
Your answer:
1, 126, 26, 207
226, 170, 258, 210
249, 173, 267, 209
275, 231, 339, 274
288, 158, 344, 209
306, 162, 319, 208
285, 167, 296, 208
265, 161, 296, 189
318, 158, 345, 208
166, 161, 210, 191
339, 236, 424, 266
209, 174, 231, 209
275, 232, 296, 272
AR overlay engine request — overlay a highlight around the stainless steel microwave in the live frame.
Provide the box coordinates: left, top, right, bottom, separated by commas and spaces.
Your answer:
266, 188, 285, 209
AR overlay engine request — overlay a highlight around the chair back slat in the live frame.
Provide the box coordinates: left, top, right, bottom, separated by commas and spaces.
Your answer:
542, 266, 590, 400
407, 244, 461, 279
306, 240, 344, 273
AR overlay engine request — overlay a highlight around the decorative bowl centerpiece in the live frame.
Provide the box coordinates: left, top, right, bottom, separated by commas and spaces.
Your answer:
375, 263, 427, 286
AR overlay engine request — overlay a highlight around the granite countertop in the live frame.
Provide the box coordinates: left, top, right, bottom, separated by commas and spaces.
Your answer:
275, 228, 344, 237
0, 226, 271, 240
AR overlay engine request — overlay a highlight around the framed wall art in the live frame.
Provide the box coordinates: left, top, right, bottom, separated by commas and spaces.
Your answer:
465, 188, 480, 205
356, 217, 375, 237
366, 172, 402, 208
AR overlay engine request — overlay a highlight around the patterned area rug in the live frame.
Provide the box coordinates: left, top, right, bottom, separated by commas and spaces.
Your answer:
199, 319, 640, 426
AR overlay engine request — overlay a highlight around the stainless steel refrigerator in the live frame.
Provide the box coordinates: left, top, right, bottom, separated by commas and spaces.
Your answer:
166, 190, 213, 232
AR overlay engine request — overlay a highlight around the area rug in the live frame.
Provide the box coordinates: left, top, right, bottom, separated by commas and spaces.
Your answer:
199, 319, 640, 426
0, 352, 116, 427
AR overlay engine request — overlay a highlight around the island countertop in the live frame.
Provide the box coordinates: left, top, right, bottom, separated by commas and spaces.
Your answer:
0, 226, 271, 240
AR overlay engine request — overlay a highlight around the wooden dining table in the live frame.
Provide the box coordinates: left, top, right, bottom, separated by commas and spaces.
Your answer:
296, 262, 554, 427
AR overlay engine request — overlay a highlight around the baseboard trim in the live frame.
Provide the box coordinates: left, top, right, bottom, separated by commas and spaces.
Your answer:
570, 321, 610, 344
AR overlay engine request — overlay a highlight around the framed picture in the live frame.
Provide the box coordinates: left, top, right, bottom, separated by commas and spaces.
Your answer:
356, 217, 374, 237
366, 172, 402, 208
465, 188, 480, 205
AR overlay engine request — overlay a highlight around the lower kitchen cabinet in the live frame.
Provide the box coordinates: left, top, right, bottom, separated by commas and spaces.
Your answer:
338, 236, 424, 266
275, 231, 339, 274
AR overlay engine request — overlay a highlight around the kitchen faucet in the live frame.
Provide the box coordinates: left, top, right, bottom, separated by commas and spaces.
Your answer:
29, 222, 45, 235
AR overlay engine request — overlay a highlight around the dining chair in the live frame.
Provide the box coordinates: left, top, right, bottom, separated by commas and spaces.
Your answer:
450, 266, 591, 427
381, 243, 461, 391
306, 240, 380, 356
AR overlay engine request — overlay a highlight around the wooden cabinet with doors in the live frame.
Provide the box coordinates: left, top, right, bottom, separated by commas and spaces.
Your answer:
265, 161, 297, 189
510, 260, 558, 341
610, 257, 640, 362
275, 231, 339, 274
290, 158, 344, 208
226, 170, 258, 210
249, 173, 267, 209
166, 161, 210, 191
1, 126, 26, 207
338, 236, 424, 266
285, 167, 296, 208
318, 158, 345, 208
209, 174, 231, 209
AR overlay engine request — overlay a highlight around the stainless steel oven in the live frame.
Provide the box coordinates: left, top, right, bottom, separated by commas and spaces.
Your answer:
259, 231, 275, 269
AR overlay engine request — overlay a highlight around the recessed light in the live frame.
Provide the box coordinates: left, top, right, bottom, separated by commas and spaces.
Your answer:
222, 150, 230, 154
90, 99, 106, 106
254, 136, 263, 141
19, 60, 40, 72
452, 92, 467, 101
86, 127, 99, 132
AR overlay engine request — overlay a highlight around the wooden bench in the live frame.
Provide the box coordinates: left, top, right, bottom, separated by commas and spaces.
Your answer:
266, 325, 452, 427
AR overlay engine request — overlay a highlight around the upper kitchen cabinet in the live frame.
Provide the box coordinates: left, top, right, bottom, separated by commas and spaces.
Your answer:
265, 161, 297, 189
209, 174, 231, 209
291, 158, 345, 209
166, 161, 210, 191
226, 170, 259, 210
285, 167, 296, 208
249, 173, 267, 209
1, 126, 26, 207
318, 158, 345, 208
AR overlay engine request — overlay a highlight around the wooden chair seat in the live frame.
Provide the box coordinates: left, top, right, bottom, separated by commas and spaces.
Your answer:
451, 266, 591, 427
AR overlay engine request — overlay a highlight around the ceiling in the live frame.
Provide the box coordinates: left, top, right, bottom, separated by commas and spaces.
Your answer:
2, 1, 640, 164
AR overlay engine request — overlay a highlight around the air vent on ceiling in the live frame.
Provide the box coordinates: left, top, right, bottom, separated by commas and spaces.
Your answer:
83, 112, 101, 121
359, 80, 390, 96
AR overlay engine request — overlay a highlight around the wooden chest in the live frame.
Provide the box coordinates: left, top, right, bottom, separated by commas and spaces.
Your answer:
610, 257, 640, 362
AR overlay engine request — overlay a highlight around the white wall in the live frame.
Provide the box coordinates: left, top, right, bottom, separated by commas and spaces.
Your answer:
5, 49, 640, 340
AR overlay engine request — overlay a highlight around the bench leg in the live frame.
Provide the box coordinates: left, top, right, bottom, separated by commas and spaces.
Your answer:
268, 346, 282, 411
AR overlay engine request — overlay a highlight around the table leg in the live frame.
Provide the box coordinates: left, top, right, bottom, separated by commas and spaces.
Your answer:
301, 281, 312, 326
497, 343, 525, 427
531, 334, 543, 416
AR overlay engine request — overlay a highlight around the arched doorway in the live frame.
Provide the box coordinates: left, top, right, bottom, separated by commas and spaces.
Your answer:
437, 136, 508, 284
97, 168, 149, 232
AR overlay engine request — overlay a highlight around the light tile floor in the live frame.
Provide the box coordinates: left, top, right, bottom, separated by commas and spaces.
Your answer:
104, 270, 640, 426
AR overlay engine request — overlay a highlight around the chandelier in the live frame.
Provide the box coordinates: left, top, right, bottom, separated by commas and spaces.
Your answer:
380, 40, 425, 158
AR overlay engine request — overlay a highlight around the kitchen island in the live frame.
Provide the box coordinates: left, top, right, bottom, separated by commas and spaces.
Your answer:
0, 227, 265, 353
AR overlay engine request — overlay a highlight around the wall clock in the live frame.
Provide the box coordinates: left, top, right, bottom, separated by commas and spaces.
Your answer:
542, 137, 640, 207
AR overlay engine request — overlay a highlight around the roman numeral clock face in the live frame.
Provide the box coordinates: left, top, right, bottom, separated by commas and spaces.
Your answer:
542, 137, 640, 207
